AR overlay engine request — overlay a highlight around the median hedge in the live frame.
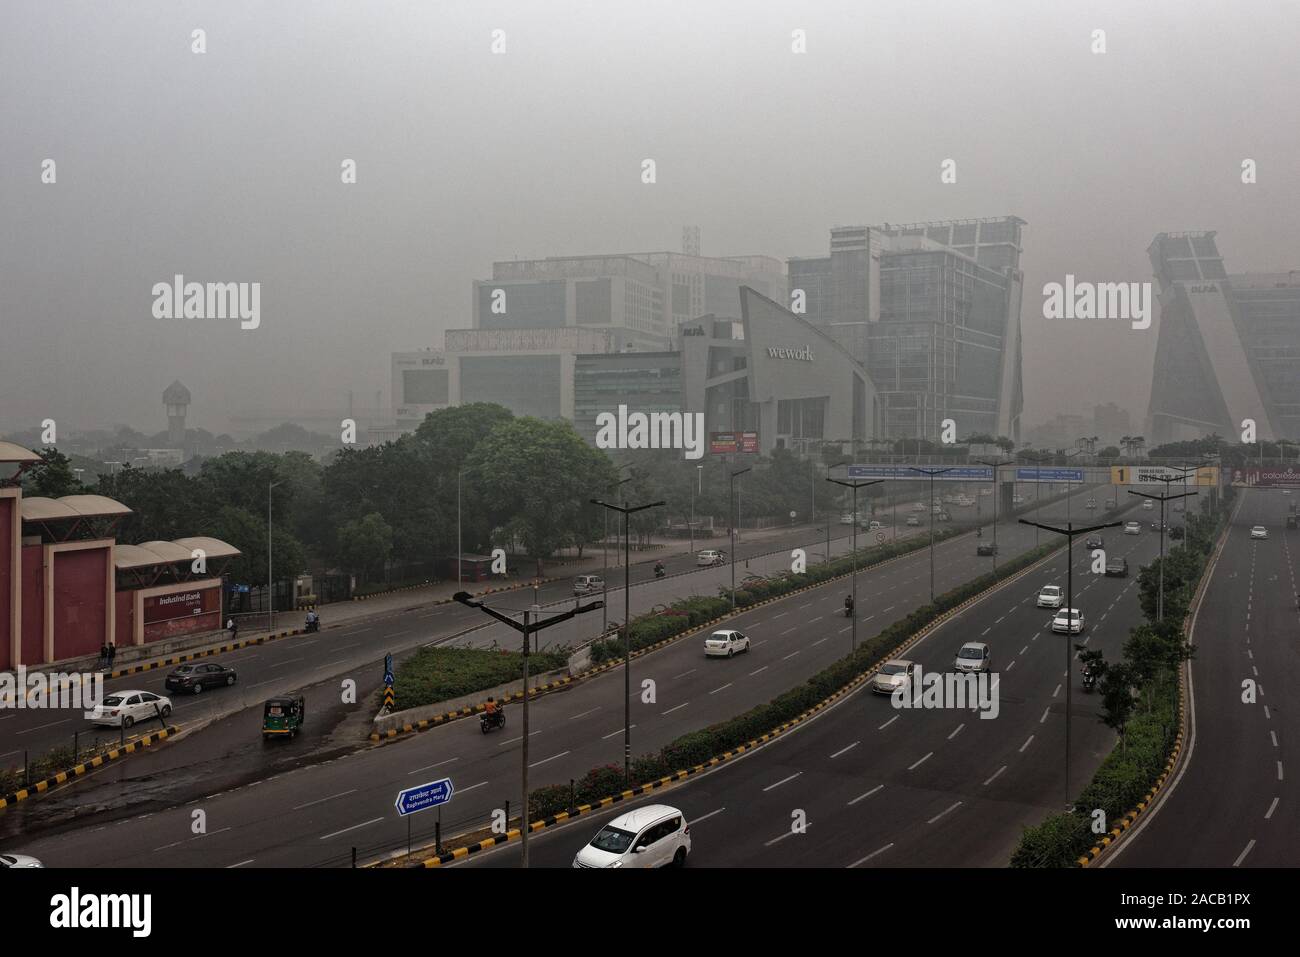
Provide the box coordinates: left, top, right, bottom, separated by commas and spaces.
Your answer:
588, 526, 963, 665
529, 537, 1062, 820
393, 645, 569, 711
1010, 487, 1234, 867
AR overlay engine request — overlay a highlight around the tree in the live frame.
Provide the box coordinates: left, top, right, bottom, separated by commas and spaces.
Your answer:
209, 504, 307, 586
336, 512, 394, 582
466, 417, 619, 559
21, 448, 84, 498
93, 465, 201, 543
1097, 661, 1137, 748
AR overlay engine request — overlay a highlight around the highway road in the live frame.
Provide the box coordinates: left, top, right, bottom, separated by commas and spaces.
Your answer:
1110, 488, 1298, 868
461, 512, 1166, 868
3, 486, 1128, 864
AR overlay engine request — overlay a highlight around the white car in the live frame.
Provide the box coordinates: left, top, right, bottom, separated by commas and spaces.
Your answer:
839, 513, 856, 525
0, 853, 43, 868
911, 502, 927, 512
1036, 585, 1064, 608
86, 690, 172, 728
1012, 494, 1026, 504
696, 549, 725, 567
1051, 608, 1085, 634
1085, 499, 1097, 509
1142, 500, 1154, 510
704, 629, 750, 658
954, 641, 991, 673
573, 574, 605, 596
1250, 526, 1268, 540
867, 520, 884, 531
573, 805, 691, 868
872, 659, 918, 694
1123, 521, 1141, 535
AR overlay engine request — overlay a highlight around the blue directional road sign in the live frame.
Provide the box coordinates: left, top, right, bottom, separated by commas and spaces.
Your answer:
1015, 467, 1084, 483
847, 464, 994, 482
395, 778, 455, 816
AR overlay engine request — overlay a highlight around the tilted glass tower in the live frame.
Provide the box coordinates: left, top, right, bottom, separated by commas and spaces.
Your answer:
1146, 232, 1300, 444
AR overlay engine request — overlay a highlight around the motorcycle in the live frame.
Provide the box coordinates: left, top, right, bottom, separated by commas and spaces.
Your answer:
844, 601, 854, 619
654, 564, 666, 579
304, 616, 320, 633
480, 708, 506, 734
1081, 668, 1096, 693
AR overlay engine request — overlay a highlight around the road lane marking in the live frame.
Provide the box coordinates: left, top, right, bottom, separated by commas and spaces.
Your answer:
270, 657, 303, 668
878, 715, 898, 731
762, 772, 802, 792
830, 741, 859, 759
293, 788, 357, 810
847, 843, 893, 867
457, 780, 489, 795
927, 801, 962, 824
602, 725, 636, 739
947, 723, 964, 740
764, 828, 801, 846
847, 784, 883, 805
408, 757, 459, 774
499, 730, 542, 745
1232, 840, 1255, 867
227, 859, 255, 868
748, 666, 768, 676
782, 651, 800, 660
709, 683, 732, 695
662, 703, 689, 715
569, 707, 601, 720
1265, 797, 1279, 820
529, 751, 569, 769
320, 817, 383, 840
1040, 707, 1051, 724
672, 669, 696, 680
1019, 734, 1034, 752
692, 807, 726, 824
983, 765, 1007, 786
908, 752, 933, 771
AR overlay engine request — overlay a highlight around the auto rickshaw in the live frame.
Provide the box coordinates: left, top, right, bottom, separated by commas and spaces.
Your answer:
262, 695, 305, 741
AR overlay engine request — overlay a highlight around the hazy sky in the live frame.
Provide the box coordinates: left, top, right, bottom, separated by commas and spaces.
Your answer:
3, 0, 1298, 438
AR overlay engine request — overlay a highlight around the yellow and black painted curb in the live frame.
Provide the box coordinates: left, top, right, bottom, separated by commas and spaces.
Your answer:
101, 628, 307, 681
383, 540, 1066, 867
367, 530, 972, 743
0, 725, 180, 810
1077, 499, 1236, 868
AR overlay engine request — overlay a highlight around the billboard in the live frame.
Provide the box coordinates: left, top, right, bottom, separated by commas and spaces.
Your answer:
847, 465, 994, 482
1110, 466, 1220, 486
1015, 467, 1084, 483
710, 431, 759, 454
1230, 466, 1300, 488
143, 588, 217, 625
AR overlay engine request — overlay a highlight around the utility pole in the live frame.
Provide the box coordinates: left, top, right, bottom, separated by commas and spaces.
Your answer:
267, 480, 281, 631
728, 468, 752, 609
975, 457, 1013, 572
827, 460, 848, 560
452, 591, 603, 867
590, 495, 665, 781
1128, 483, 1197, 621
600, 472, 634, 632
1019, 516, 1121, 805
827, 473, 885, 651
910, 467, 954, 602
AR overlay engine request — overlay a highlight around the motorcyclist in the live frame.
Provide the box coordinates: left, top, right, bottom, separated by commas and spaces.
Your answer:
484, 696, 501, 725
654, 560, 665, 577
976, 526, 983, 538
844, 594, 854, 617
305, 610, 319, 629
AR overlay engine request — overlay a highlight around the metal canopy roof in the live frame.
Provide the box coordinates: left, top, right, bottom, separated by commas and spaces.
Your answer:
135, 540, 195, 563
113, 537, 241, 571
21, 495, 132, 522
173, 536, 241, 560
0, 441, 41, 464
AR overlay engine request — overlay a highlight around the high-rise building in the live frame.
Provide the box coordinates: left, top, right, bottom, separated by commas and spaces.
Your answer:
163, 380, 190, 447
1146, 232, 1300, 445
789, 217, 1026, 442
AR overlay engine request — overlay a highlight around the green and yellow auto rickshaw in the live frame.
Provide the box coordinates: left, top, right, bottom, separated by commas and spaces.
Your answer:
262, 695, 305, 741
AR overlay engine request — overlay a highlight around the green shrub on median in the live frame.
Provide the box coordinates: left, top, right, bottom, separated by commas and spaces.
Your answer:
393, 645, 569, 711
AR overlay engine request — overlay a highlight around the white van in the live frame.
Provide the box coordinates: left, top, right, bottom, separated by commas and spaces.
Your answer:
572, 804, 691, 868
573, 574, 605, 596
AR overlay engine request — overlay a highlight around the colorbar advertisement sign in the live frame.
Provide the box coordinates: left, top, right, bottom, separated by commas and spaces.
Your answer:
710, 431, 759, 454
143, 589, 216, 625
1231, 467, 1300, 488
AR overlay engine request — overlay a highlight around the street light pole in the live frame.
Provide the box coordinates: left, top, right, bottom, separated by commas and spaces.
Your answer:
910, 467, 954, 602
267, 480, 281, 631
975, 457, 1013, 572
452, 591, 603, 867
590, 496, 665, 781
827, 474, 885, 651
457, 469, 462, 588
601, 473, 634, 632
1020, 515, 1121, 805
1128, 484, 1197, 621
729, 468, 752, 610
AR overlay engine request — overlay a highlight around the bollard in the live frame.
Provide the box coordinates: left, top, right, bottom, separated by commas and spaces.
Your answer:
435, 820, 442, 856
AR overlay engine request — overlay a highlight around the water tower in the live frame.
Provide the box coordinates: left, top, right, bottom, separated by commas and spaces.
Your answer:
163, 380, 191, 447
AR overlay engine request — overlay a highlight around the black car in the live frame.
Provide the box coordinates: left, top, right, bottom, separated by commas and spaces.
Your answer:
1084, 535, 1104, 549
165, 662, 238, 694
1105, 558, 1129, 577
976, 542, 998, 556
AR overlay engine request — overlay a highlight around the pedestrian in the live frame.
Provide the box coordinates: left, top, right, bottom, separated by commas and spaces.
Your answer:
106, 642, 116, 668
98, 643, 109, 670
227, 617, 238, 639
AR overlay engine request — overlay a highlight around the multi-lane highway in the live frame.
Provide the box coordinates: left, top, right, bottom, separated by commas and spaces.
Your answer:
3, 486, 1128, 865
1110, 488, 1298, 868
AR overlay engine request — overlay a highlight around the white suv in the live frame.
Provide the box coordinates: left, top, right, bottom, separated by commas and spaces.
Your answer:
1036, 585, 1063, 608
573, 805, 691, 868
